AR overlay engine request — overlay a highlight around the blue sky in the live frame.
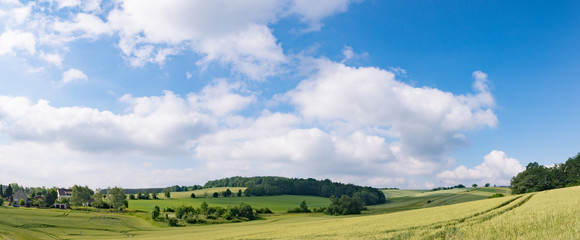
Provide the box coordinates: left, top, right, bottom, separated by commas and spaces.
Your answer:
0, 0, 578, 189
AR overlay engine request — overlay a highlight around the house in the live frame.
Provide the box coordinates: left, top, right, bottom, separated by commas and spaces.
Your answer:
9, 189, 28, 205
57, 188, 72, 201
54, 203, 68, 209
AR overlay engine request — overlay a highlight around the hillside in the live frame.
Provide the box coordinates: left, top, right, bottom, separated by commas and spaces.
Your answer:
1, 186, 577, 239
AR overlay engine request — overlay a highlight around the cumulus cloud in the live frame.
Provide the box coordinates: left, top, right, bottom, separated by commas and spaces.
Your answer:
0, 30, 36, 55
288, 0, 352, 32
58, 68, 87, 86
437, 150, 525, 186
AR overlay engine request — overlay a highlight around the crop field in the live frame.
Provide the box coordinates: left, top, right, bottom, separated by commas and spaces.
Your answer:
129, 194, 330, 213
0, 186, 577, 239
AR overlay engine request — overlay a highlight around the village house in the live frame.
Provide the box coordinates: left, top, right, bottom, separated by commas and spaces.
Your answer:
57, 188, 72, 201
9, 189, 28, 206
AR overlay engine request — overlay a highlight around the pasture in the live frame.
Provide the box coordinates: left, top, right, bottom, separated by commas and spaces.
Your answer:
0, 186, 576, 239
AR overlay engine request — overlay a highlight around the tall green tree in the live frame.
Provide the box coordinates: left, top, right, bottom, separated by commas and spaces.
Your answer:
237, 189, 242, 197
45, 188, 57, 206
92, 189, 105, 208
70, 185, 94, 206
4, 184, 12, 198
107, 187, 127, 211
163, 189, 171, 198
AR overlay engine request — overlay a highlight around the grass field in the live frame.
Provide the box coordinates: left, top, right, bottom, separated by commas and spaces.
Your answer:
0, 186, 577, 239
129, 194, 330, 213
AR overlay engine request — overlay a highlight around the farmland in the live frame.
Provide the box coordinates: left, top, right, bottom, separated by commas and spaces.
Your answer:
0, 186, 578, 239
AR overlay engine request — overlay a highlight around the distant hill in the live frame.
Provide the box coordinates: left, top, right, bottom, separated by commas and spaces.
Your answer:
204, 176, 386, 205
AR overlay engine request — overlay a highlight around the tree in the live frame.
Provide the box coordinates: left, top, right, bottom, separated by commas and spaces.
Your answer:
129, 194, 136, 200
92, 189, 106, 208
190, 193, 196, 198
212, 192, 218, 198
70, 185, 94, 207
324, 195, 364, 215
4, 185, 12, 198
107, 187, 127, 211
484, 183, 491, 187
237, 189, 242, 197
0, 184, 3, 197
163, 189, 171, 198
152, 191, 158, 199
223, 189, 232, 197
45, 188, 57, 207
299, 200, 310, 212
472, 184, 478, 188
151, 205, 160, 220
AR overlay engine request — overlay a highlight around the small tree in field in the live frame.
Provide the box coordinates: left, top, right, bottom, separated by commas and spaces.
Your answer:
213, 192, 218, 198
485, 183, 491, 187
107, 187, 127, 211
472, 184, 478, 188
152, 191, 158, 199
151, 205, 160, 220
223, 189, 232, 197
237, 189, 242, 197
190, 193, 196, 198
164, 189, 171, 198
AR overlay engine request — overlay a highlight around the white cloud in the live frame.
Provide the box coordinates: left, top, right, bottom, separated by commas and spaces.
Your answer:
437, 150, 525, 186
58, 68, 87, 86
288, 0, 352, 32
40, 52, 63, 66
54, 0, 81, 9
0, 30, 36, 55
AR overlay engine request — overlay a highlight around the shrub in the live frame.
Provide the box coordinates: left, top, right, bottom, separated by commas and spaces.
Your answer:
163, 207, 174, 212
324, 195, 364, 215
255, 207, 272, 214
190, 193, 196, 198
488, 193, 505, 199
167, 217, 178, 226
151, 206, 160, 220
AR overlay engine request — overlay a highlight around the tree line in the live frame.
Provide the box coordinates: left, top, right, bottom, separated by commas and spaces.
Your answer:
511, 152, 580, 194
204, 176, 386, 205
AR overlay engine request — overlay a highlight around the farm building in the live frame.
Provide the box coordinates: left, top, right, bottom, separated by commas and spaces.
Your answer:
57, 188, 72, 201
9, 189, 28, 205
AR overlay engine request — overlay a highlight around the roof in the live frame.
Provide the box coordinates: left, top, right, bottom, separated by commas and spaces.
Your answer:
57, 188, 72, 196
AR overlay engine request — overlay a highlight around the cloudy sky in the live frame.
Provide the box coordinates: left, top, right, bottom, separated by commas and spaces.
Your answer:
0, 0, 579, 189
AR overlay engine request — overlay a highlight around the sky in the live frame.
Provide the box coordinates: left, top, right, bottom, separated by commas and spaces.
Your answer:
0, 0, 579, 189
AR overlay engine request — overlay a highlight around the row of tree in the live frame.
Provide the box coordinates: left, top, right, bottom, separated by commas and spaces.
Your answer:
204, 176, 386, 205
511, 153, 580, 194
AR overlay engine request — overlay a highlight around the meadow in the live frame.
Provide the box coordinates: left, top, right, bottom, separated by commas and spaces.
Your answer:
0, 186, 577, 239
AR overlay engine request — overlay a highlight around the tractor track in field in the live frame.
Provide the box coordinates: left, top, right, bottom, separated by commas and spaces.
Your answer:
380, 194, 532, 239
425, 193, 535, 240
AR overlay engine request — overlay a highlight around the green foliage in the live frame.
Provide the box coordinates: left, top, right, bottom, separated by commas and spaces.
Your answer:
287, 200, 311, 213
0, 198, 3, 206
190, 193, 196, 198
237, 189, 243, 197
19, 199, 25, 206
488, 193, 505, 199
255, 207, 272, 214
472, 184, 478, 188
212, 192, 218, 198
167, 217, 178, 226
91, 190, 106, 208
70, 185, 94, 207
511, 153, 580, 194
106, 187, 127, 211
45, 188, 57, 207
325, 195, 364, 215
485, 183, 491, 187
129, 194, 135, 200
164, 189, 171, 198
223, 189, 232, 197
152, 191, 158, 199
4, 185, 13, 198
205, 176, 386, 205
151, 205, 160, 220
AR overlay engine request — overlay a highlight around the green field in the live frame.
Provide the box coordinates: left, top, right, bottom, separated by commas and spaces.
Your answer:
0, 186, 577, 239
129, 194, 330, 213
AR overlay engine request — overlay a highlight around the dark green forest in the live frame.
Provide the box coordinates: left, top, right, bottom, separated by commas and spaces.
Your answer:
204, 176, 386, 205
511, 153, 580, 194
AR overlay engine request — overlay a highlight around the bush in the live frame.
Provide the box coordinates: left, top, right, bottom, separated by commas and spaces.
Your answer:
190, 193, 196, 198
324, 195, 364, 215
287, 201, 311, 213
167, 217, 178, 226
163, 207, 174, 212
151, 206, 160, 220
313, 207, 326, 213
255, 207, 272, 214
488, 193, 505, 199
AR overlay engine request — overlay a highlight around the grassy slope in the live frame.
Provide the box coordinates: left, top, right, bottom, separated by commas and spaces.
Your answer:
129, 194, 330, 213
1, 186, 576, 239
